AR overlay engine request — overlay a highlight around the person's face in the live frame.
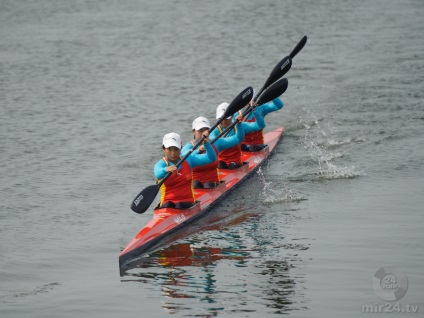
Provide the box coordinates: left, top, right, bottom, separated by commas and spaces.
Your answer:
163, 146, 180, 162
193, 127, 208, 141
221, 118, 232, 128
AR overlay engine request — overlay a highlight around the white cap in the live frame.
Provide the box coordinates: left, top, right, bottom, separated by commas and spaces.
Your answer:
162, 132, 182, 149
216, 102, 230, 119
192, 116, 211, 131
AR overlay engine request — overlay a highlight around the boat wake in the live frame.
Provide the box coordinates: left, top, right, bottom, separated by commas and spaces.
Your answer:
284, 116, 325, 133
325, 137, 366, 148
318, 151, 344, 162
296, 109, 367, 181
263, 193, 307, 205
311, 163, 366, 180
302, 133, 366, 181
300, 150, 344, 165
256, 168, 307, 204
287, 163, 366, 182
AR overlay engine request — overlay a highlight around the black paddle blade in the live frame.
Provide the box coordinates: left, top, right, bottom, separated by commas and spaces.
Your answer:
208, 86, 253, 135
222, 86, 253, 119
263, 56, 292, 92
255, 78, 288, 106
130, 184, 159, 214
289, 35, 307, 59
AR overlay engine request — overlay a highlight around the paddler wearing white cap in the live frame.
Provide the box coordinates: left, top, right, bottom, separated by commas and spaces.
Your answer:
209, 102, 266, 168
153, 131, 216, 209
238, 97, 284, 151
181, 116, 245, 189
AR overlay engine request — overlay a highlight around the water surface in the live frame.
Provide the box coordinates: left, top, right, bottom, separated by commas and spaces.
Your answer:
1, 0, 423, 317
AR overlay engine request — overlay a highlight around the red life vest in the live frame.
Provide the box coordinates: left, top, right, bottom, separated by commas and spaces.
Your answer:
190, 141, 220, 183
159, 157, 195, 205
242, 112, 264, 145
216, 124, 242, 165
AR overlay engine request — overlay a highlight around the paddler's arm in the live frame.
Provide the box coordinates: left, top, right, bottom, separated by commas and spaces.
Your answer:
256, 97, 284, 117
186, 134, 217, 168
181, 141, 193, 157
252, 108, 266, 129
213, 123, 245, 152
241, 109, 266, 134
154, 159, 170, 180
209, 127, 219, 140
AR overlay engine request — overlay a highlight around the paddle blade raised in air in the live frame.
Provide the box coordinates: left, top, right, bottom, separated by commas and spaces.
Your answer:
222, 86, 253, 119
256, 78, 289, 106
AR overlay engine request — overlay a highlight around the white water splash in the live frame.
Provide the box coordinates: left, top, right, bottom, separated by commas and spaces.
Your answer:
326, 137, 366, 148
256, 167, 307, 204
298, 107, 366, 180
263, 190, 307, 204
319, 151, 343, 162
327, 138, 352, 147
312, 163, 366, 180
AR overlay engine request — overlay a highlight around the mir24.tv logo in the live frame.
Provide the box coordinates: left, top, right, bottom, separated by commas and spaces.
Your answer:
362, 266, 419, 314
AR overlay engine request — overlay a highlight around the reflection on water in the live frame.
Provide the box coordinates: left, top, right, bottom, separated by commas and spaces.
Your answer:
254, 260, 296, 315
122, 236, 302, 316
120, 198, 309, 316
129, 242, 251, 269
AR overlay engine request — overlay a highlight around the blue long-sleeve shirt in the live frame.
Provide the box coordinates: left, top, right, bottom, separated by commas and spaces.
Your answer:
243, 97, 284, 121
154, 142, 216, 180
183, 123, 245, 156
209, 108, 266, 140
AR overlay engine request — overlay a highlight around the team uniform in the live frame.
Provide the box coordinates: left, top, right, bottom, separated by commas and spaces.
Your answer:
154, 141, 216, 208
182, 123, 245, 187
209, 108, 265, 167
240, 98, 283, 151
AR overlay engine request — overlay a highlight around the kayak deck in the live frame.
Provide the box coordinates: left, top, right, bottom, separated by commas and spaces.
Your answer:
119, 127, 284, 268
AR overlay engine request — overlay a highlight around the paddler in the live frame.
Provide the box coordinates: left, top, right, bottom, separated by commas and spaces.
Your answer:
154, 132, 216, 209
181, 116, 245, 189
209, 102, 266, 168
238, 96, 284, 151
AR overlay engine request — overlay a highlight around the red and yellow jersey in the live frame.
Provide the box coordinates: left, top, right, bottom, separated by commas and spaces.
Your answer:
242, 115, 264, 145
158, 157, 195, 205
215, 125, 242, 165
190, 141, 220, 183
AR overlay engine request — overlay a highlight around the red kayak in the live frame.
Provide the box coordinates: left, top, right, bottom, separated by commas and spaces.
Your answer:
119, 127, 284, 268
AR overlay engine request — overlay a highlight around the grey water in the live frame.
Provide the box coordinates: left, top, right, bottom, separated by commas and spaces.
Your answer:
1, 0, 423, 317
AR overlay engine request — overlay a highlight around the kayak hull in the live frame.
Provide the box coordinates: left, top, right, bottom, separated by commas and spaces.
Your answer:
119, 127, 284, 268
